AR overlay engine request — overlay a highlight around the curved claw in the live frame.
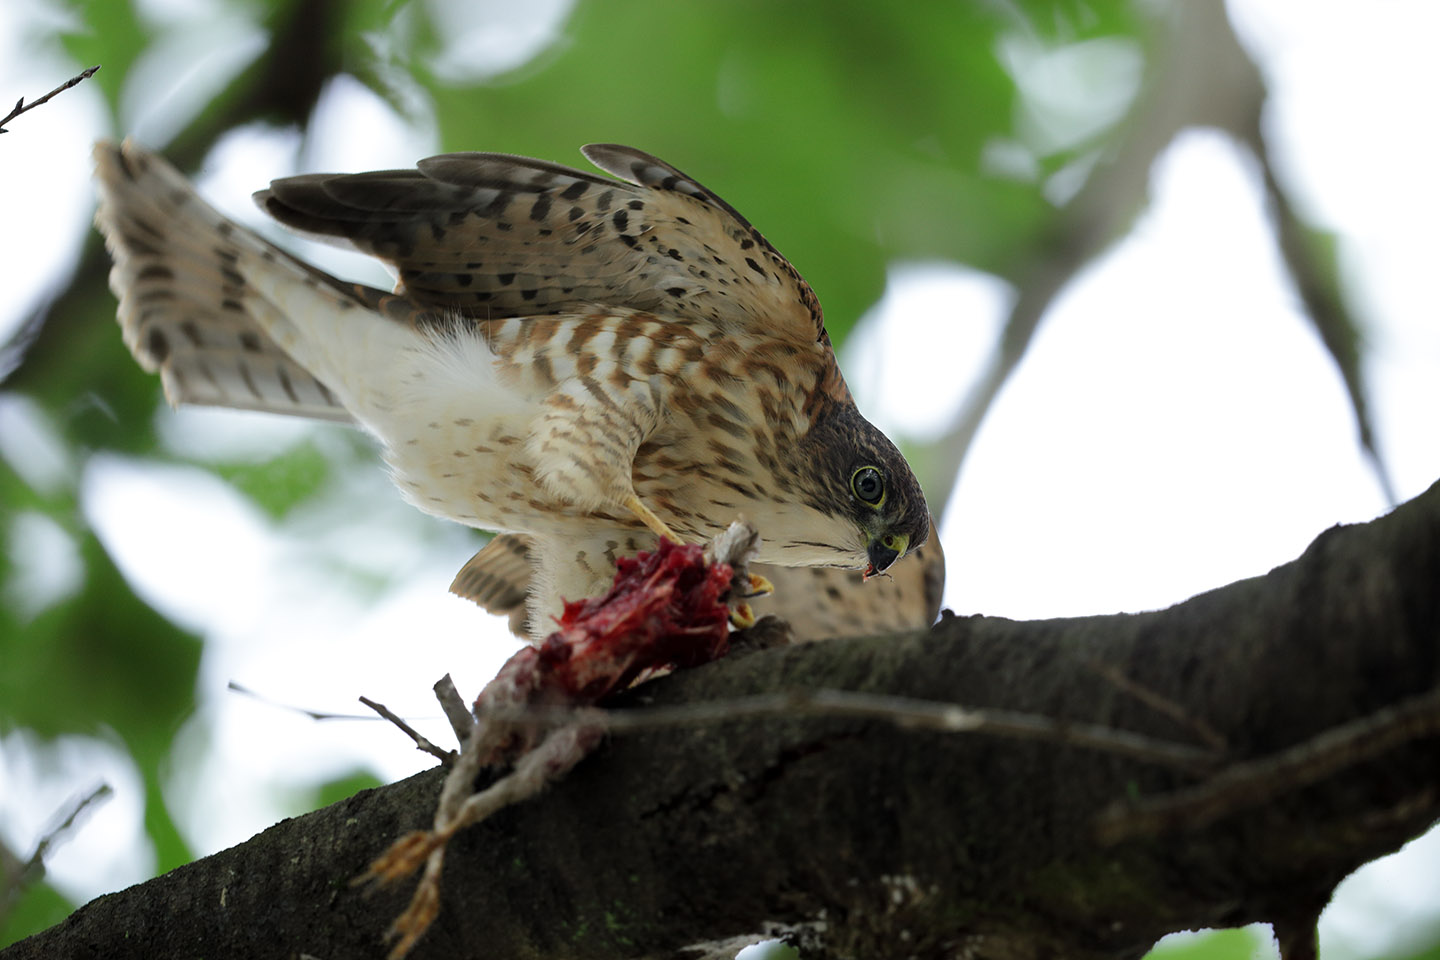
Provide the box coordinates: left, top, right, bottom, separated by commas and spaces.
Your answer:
729, 601, 758, 630
744, 573, 774, 599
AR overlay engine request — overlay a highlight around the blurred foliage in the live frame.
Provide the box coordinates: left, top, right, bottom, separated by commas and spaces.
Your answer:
1147, 927, 1271, 960
1405, 939, 1440, 960
0, 0, 1400, 952
410, 0, 1143, 346
2, 532, 197, 751
0, 880, 71, 949
305, 769, 387, 813
211, 440, 336, 521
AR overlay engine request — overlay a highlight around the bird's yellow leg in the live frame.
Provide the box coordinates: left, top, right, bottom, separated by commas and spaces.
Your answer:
624, 494, 679, 542
618, 497, 773, 628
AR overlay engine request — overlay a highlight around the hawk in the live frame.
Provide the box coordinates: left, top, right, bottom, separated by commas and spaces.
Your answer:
93, 140, 932, 640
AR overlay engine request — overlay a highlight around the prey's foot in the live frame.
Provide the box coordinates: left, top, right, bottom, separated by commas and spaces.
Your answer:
624, 494, 679, 542
729, 601, 758, 630
728, 576, 772, 628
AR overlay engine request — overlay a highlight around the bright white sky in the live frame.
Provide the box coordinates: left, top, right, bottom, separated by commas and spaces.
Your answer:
2, 1, 1439, 957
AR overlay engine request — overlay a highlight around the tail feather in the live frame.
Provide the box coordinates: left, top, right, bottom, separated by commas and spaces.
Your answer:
93, 139, 404, 422
451, 533, 534, 637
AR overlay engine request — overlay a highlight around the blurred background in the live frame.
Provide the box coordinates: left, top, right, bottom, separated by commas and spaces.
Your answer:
1, 0, 1437, 956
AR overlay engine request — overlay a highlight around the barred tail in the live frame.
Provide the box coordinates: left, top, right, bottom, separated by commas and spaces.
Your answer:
93, 140, 410, 421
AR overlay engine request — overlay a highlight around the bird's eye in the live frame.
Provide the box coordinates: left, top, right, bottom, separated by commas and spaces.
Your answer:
851, 466, 885, 506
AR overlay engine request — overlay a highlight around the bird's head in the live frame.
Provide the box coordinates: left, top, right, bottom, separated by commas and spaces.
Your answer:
795, 407, 931, 577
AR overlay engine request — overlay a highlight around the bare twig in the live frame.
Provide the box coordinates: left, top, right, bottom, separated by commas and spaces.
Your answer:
1095, 687, 1440, 843
1089, 661, 1228, 751
227, 680, 377, 721
926, 0, 1269, 512
0, 65, 101, 134
486, 689, 1222, 773
23, 783, 112, 875
433, 674, 474, 745
1, 783, 112, 921
1247, 123, 1396, 504
229, 681, 460, 761
359, 696, 456, 764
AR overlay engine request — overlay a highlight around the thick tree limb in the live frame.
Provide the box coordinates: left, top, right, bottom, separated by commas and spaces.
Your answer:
5, 480, 1439, 959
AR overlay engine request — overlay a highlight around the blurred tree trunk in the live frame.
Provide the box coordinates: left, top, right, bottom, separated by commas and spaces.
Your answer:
4, 481, 1438, 960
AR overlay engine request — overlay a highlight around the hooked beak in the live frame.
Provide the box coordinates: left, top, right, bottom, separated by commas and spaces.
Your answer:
863, 532, 909, 581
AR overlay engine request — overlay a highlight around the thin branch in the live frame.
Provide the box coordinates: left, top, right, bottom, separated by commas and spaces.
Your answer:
23, 784, 112, 876
433, 674, 474, 746
1095, 687, 1440, 843
0, 65, 101, 134
360, 696, 456, 764
481, 688, 1222, 773
925, 0, 1268, 513
227, 680, 376, 721
1247, 121, 1396, 504
230, 680, 460, 760
1, 783, 112, 921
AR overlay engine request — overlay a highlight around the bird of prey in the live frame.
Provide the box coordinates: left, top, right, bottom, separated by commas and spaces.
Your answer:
93, 140, 932, 640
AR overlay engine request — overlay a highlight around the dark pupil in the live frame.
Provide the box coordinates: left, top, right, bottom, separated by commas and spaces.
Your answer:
856, 469, 881, 502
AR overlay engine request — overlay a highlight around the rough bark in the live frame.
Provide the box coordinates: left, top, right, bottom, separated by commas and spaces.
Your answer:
6, 481, 1439, 960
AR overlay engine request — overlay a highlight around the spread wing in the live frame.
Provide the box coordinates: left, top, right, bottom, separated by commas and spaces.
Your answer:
255, 144, 825, 343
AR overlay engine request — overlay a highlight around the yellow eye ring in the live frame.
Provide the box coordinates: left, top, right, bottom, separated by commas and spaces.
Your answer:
851, 465, 885, 507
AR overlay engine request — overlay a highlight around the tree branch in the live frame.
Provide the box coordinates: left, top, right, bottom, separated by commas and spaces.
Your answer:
0, 66, 99, 135
6, 480, 1439, 960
